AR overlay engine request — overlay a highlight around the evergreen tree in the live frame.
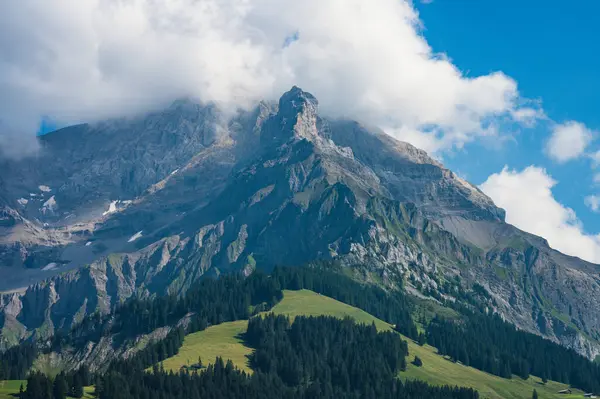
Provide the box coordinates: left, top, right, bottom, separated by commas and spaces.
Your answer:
71, 375, 84, 398
53, 373, 68, 399
413, 356, 423, 367
93, 314, 478, 399
532, 388, 538, 399
427, 310, 600, 393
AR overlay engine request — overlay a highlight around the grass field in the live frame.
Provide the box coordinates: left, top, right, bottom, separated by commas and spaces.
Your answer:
0, 381, 94, 399
272, 289, 392, 330
159, 289, 586, 399
0, 380, 23, 399
160, 320, 253, 374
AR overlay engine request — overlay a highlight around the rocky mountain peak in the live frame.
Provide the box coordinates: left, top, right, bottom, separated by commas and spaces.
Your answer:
261, 87, 322, 146
278, 86, 318, 117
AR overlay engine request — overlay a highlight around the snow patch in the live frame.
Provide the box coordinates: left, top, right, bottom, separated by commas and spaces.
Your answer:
103, 200, 118, 216
85, 241, 93, 247
128, 231, 143, 243
42, 262, 58, 271
102, 200, 132, 216
38, 185, 51, 192
170, 169, 179, 175
17, 198, 29, 206
41, 196, 57, 214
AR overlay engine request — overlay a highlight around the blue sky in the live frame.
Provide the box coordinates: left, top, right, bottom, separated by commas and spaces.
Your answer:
415, 0, 600, 234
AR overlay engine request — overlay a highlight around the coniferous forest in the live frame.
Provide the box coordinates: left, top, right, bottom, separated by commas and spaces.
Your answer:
21, 366, 92, 399
10, 264, 600, 398
53, 271, 283, 351
270, 265, 420, 339
426, 312, 600, 393
0, 342, 37, 380
93, 315, 478, 399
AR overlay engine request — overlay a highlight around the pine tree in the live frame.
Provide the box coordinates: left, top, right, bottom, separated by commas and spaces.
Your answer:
53, 373, 68, 399
71, 375, 84, 398
532, 388, 538, 399
413, 356, 423, 367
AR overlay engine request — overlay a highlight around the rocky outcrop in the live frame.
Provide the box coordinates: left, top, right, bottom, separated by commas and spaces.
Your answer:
1, 87, 599, 361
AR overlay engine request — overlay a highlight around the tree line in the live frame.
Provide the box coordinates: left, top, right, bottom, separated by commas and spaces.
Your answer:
53, 270, 283, 351
246, 314, 408, 389
16, 263, 600, 397
91, 314, 478, 399
21, 366, 91, 399
0, 342, 37, 380
426, 311, 600, 393
271, 264, 419, 339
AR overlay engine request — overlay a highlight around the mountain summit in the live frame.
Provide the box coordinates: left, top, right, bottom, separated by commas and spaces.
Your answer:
261, 86, 322, 145
0, 88, 599, 361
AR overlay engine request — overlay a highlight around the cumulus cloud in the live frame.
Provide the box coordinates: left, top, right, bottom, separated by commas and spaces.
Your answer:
511, 106, 545, 127
480, 166, 600, 264
545, 121, 595, 163
589, 150, 600, 167
0, 0, 536, 156
585, 195, 600, 213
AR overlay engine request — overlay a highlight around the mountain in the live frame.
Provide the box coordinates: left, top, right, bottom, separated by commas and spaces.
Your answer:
1, 87, 599, 360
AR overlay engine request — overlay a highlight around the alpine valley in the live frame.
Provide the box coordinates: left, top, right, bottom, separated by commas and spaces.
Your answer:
1, 88, 600, 396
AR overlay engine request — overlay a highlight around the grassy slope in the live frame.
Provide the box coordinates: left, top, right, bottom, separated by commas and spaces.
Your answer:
160, 320, 253, 374
161, 289, 584, 399
0, 381, 94, 399
0, 380, 23, 399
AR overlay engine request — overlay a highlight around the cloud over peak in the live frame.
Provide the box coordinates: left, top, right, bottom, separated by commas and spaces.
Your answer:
0, 0, 534, 156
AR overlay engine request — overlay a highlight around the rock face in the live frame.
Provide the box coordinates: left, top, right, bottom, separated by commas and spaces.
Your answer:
1, 88, 599, 359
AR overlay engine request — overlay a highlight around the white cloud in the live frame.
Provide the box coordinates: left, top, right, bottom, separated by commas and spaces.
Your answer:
589, 150, 600, 167
480, 166, 600, 264
585, 195, 600, 213
545, 121, 595, 163
511, 106, 545, 127
0, 0, 535, 156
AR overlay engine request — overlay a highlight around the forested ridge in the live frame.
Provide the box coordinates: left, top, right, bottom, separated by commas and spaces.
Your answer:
0, 342, 37, 380
104, 265, 419, 375
21, 367, 92, 399
427, 311, 600, 393
54, 271, 282, 350
93, 315, 478, 399
271, 265, 419, 339
10, 264, 600, 398
246, 314, 409, 388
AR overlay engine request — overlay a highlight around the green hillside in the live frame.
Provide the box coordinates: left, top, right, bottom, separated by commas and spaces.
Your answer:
160, 320, 253, 374
0, 380, 24, 399
0, 381, 94, 399
160, 289, 584, 399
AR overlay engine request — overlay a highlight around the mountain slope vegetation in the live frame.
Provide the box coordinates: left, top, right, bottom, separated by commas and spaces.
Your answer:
160, 289, 585, 399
